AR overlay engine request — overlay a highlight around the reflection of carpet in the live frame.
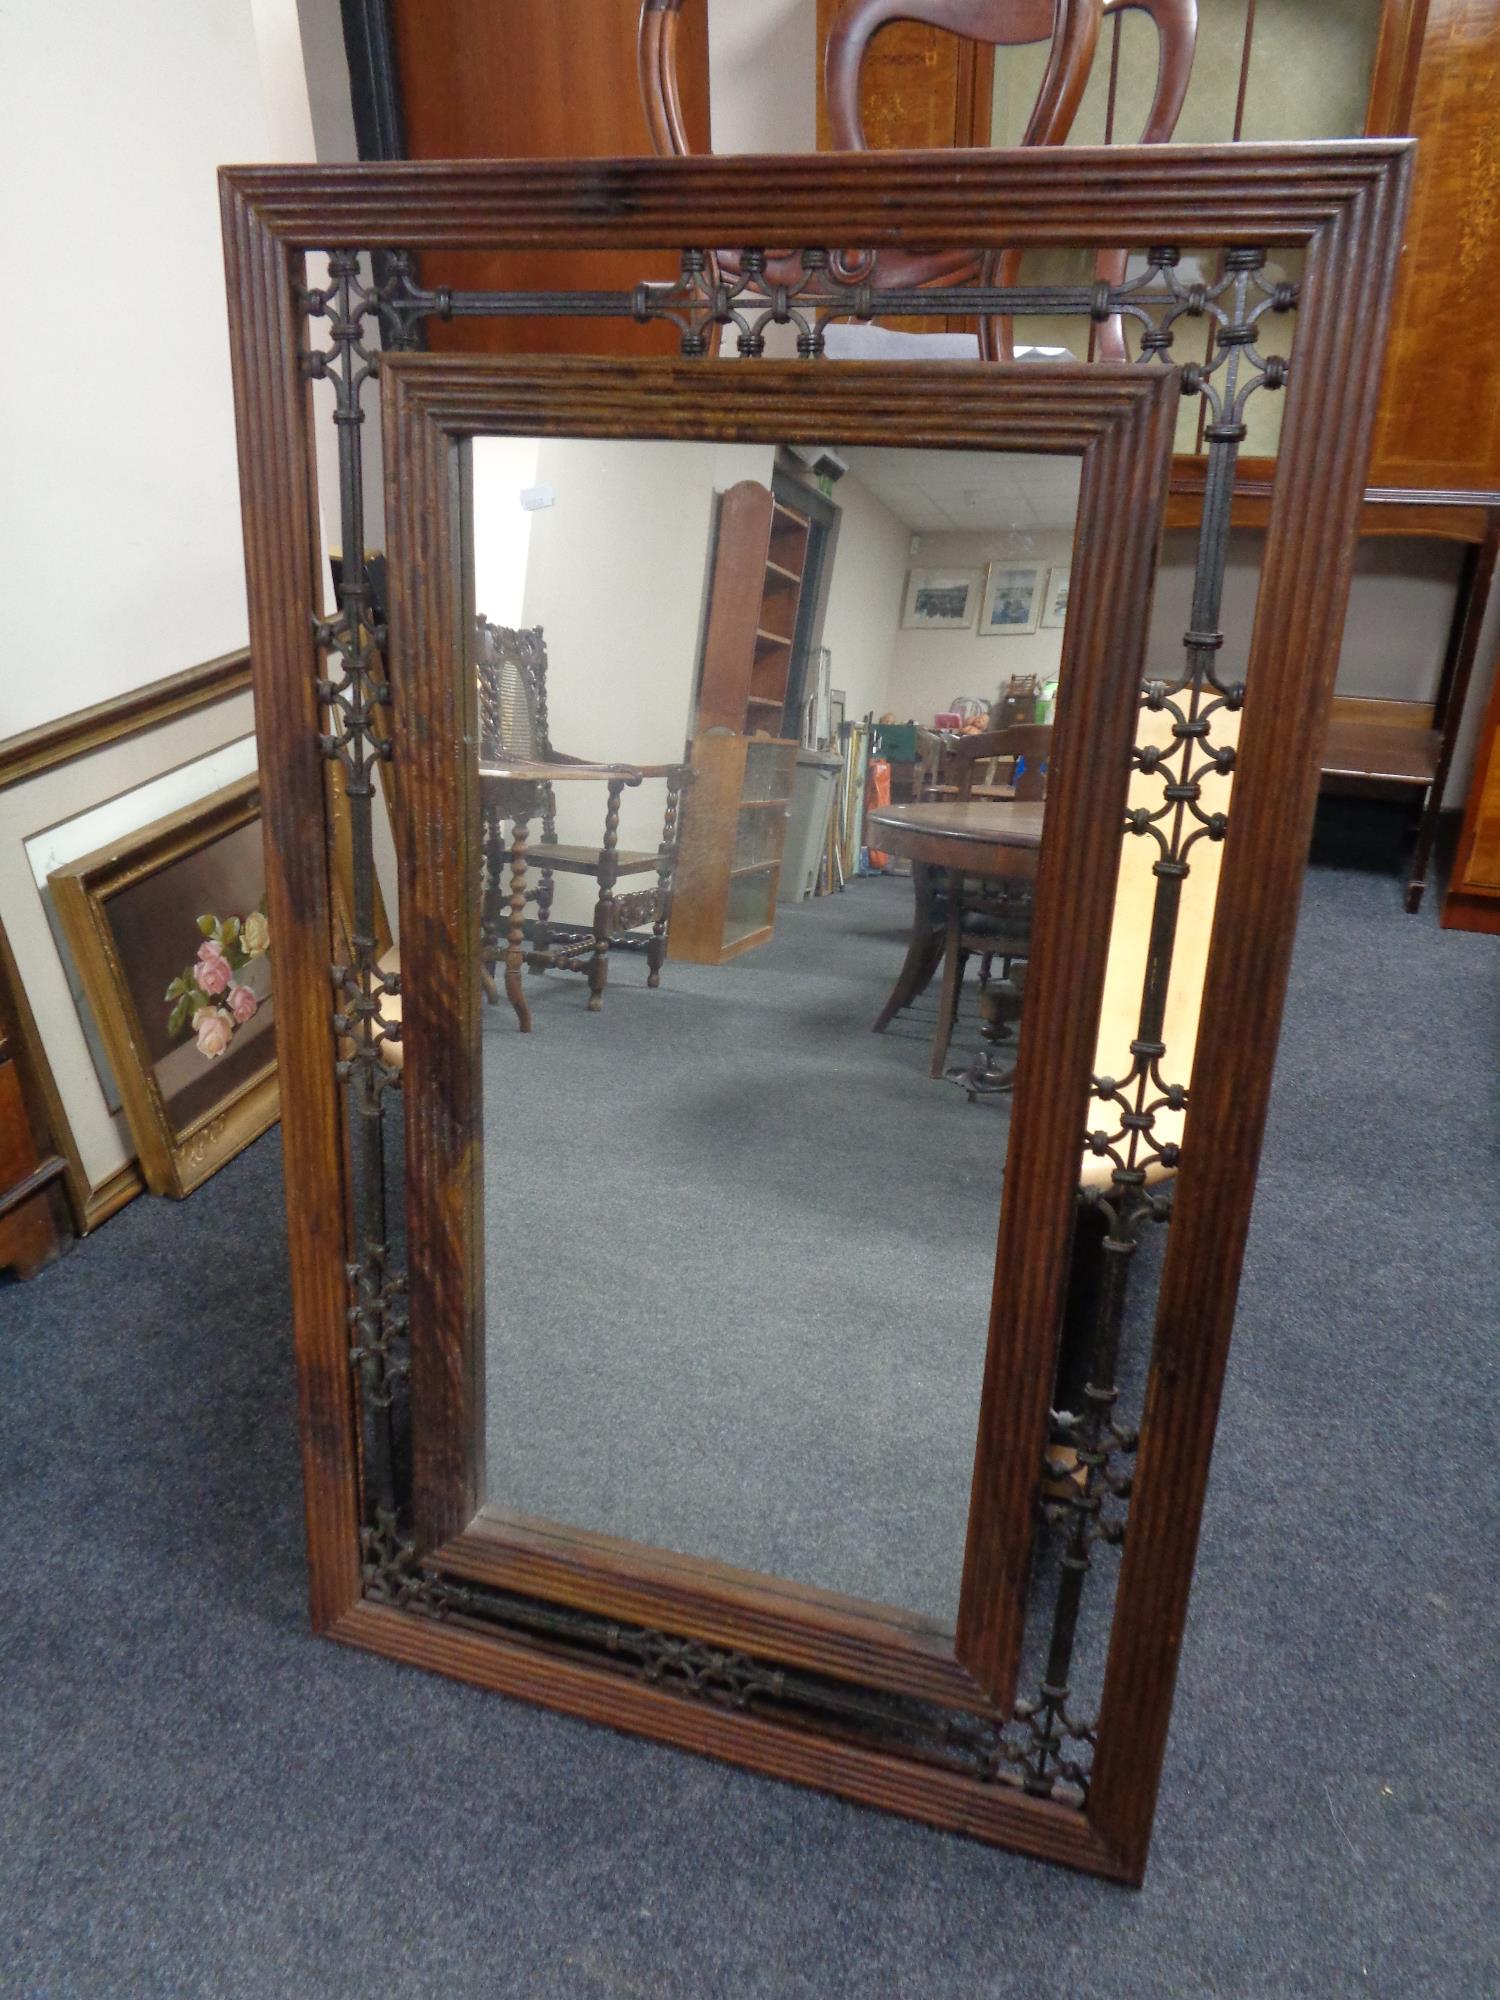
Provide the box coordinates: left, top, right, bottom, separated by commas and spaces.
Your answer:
483, 874, 1010, 1628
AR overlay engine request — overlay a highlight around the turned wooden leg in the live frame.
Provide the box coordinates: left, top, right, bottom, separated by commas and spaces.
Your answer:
589, 779, 625, 1014
929, 896, 966, 1080
1409, 517, 1499, 914
646, 882, 668, 990
532, 860, 556, 968
647, 775, 684, 991
873, 862, 945, 1032
505, 817, 532, 1033
479, 802, 507, 1006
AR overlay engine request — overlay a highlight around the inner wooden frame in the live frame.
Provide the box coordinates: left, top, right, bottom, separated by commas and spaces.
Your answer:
221, 145, 1414, 1884
381, 353, 1180, 1715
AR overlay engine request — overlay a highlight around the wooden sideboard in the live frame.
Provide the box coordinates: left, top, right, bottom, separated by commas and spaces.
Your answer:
1444, 644, 1500, 931
381, 0, 709, 357
0, 926, 72, 1278
1364, 0, 1500, 496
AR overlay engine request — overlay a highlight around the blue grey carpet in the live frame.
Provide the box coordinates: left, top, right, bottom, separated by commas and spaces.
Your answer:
2, 861, 1496, 1998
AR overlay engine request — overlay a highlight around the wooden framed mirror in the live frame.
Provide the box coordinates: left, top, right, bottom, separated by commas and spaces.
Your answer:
221, 143, 1411, 1883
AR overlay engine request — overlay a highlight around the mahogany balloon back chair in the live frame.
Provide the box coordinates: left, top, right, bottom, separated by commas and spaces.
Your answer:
638, 0, 1197, 360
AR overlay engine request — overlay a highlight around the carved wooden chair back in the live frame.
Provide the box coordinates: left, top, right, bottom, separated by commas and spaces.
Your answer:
639, 0, 1196, 360
476, 618, 552, 765
953, 721, 1053, 800
829, 0, 1197, 358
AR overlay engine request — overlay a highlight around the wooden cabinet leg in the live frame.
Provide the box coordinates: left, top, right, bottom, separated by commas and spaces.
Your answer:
1420, 517, 1499, 913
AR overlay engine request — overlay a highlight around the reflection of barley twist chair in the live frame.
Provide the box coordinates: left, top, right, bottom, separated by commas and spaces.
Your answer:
475, 618, 692, 1027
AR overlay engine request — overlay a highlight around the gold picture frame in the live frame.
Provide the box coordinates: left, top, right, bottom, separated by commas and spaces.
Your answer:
48, 775, 278, 1198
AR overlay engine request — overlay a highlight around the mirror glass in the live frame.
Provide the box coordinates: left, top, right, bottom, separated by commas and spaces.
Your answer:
465, 434, 1082, 1627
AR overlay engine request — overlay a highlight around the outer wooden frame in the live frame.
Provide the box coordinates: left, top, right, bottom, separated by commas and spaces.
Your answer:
382, 350, 1177, 1694
48, 775, 279, 1199
220, 144, 1413, 1884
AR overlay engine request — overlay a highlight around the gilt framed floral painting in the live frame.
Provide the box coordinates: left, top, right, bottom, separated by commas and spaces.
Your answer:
48, 774, 278, 1197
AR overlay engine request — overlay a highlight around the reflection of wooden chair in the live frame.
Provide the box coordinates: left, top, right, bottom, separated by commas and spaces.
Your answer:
641, 1, 1196, 359
825, 0, 1197, 360
476, 620, 691, 1026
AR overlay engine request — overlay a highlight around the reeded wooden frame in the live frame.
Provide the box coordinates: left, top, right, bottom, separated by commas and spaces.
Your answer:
48, 775, 279, 1199
221, 144, 1413, 1883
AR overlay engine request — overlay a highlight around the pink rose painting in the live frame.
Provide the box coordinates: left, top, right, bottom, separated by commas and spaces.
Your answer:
193, 1008, 234, 1059
195, 940, 233, 995
165, 903, 270, 1060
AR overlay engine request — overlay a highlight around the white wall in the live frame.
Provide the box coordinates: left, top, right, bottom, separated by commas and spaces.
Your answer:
817, 472, 908, 725
0, 0, 286, 738
707, 0, 815, 152
882, 530, 1077, 725
476, 437, 774, 924
473, 440, 542, 628
1147, 530, 1487, 804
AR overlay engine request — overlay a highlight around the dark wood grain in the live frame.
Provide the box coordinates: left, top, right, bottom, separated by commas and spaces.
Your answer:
220, 174, 363, 1635
218, 142, 1414, 250
1166, 456, 1500, 540
1363, 0, 1500, 493
0, 1061, 66, 1277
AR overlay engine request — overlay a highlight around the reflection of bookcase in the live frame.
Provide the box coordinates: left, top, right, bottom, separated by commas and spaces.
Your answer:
671, 482, 809, 964
669, 734, 798, 961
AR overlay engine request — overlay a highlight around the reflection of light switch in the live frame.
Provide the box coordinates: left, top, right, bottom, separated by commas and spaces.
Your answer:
520, 485, 554, 511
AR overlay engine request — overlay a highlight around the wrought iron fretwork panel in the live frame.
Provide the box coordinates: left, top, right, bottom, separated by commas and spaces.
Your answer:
296, 237, 1290, 1811
220, 144, 1411, 1880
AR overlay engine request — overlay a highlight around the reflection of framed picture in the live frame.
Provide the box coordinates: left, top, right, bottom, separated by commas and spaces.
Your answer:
901, 568, 980, 631
1041, 564, 1071, 629
48, 776, 278, 1198
980, 562, 1043, 636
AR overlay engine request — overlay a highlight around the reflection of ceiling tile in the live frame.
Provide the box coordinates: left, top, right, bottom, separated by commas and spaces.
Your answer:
836, 446, 1082, 534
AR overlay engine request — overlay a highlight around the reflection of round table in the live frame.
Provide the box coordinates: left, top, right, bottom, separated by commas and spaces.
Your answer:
867, 802, 1044, 1071
866, 799, 1045, 874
